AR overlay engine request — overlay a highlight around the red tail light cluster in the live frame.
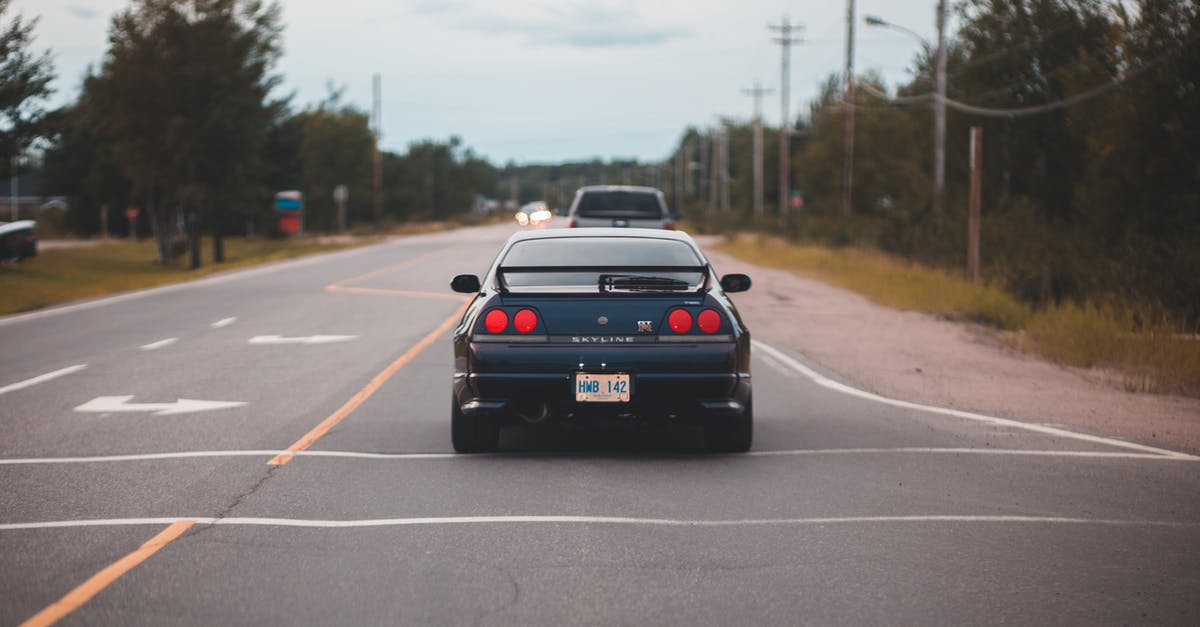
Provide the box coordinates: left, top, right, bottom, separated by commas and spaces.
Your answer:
567, 219, 577, 228
484, 309, 508, 333
668, 308, 722, 334
663, 222, 676, 230
513, 309, 537, 333
484, 309, 538, 334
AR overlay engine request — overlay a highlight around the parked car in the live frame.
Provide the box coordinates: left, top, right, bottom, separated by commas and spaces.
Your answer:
0, 220, 37, 261
566, 185, 678, 229
449, 228, 753, 453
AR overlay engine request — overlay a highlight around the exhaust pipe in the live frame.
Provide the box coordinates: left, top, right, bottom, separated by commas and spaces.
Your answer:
516, 400, 550, 424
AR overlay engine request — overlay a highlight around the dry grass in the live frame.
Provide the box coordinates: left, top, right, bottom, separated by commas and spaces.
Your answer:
714, 234, 1032, 329
0, 236, 368, 315
714, 233, 1200, 398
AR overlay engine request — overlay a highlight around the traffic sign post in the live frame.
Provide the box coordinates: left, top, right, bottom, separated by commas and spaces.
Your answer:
334, 184, 348, 233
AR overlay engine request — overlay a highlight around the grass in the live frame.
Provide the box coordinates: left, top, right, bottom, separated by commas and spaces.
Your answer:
714, 233, 1200, 398
0, 235, 371, 315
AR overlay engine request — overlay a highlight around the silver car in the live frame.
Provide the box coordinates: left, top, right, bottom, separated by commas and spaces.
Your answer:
566, 185, 677, 230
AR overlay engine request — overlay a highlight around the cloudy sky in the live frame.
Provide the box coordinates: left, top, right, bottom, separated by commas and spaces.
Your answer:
16, 0, 946, 164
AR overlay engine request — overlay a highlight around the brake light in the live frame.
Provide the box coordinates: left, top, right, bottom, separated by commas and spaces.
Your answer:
697, 309, 721, 333
568, 219, 577, 228
514, 309, 537, 333
484, 309, 508, 333
668, 309, 693, 333
664, 222, 675, 230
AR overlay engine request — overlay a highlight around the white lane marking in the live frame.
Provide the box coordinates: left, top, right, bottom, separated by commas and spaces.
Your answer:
0, 365, 87, 396
74, 396, 247, 416
752, 339, 1199, 461
2, 515, 1196, 532
0, 241, 384, 328
211, 317, 237, 328
248, 334, 358, 345
0, 448, 1192, 465
139, 338, 177, 351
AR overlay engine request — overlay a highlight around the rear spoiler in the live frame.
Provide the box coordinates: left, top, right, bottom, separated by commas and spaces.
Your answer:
495, 265, 710, 294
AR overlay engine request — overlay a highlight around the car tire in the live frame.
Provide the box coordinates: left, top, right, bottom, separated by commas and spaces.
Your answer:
705, 394, 753, 453
451, 396, 500, 453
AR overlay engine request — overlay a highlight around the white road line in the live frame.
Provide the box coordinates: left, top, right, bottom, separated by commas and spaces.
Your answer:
0, 447, 1192, 465
140, 338, 177, 351
211, 317, 237, 328
0, 365, 87, 396
0, 242, 384, 328
752, 339, 1199, 461
2, 515, 1196, 532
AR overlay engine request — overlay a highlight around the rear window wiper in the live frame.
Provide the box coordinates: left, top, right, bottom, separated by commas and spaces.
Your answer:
599, 274, 690, 292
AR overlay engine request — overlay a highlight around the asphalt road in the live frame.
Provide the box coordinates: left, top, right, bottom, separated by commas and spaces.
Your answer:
1, 221, 1197, 626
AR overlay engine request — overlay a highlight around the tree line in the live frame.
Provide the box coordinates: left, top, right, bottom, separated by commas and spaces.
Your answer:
669, 0, 1199, 323
2, 0, 1195, 321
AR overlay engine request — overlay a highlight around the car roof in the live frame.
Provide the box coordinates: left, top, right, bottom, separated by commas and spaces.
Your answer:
574, 185, 663, 195
505, 227, 696, 244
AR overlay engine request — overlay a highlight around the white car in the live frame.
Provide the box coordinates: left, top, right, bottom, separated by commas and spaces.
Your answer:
566, 186, 677, 229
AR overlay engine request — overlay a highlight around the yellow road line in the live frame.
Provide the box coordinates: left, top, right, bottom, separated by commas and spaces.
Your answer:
268, 299, 471, 466
325, 285, 465, 300
21, 520, 196, 627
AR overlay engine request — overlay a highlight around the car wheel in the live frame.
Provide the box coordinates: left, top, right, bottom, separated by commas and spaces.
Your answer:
451, 395, 500, 453
705, 394, 752, 453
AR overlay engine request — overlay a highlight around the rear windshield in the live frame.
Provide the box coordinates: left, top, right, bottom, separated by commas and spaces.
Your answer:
574, 191, 664, 218
499, 237, 704, 292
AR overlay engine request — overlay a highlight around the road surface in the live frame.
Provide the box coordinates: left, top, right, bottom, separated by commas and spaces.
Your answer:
1, 221, 1197, 626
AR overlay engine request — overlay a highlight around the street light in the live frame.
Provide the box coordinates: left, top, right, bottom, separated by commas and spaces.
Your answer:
864, 4, 947, 219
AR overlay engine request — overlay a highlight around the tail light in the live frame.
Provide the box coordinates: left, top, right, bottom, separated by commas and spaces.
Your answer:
513, 309, 538, 333
667, 309, 693, 333
484, 309, 508, 333
697, 309, 721, 333
663, 221, 676, 230
567, 219, 577, 228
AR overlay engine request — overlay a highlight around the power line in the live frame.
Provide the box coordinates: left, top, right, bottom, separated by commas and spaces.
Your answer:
853, 30, 1197, 119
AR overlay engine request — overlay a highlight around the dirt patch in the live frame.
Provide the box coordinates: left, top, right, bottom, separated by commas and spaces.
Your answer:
706, 248, 1200, 454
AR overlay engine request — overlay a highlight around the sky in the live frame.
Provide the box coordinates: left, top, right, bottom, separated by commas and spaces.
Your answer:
15, 0, 948, 165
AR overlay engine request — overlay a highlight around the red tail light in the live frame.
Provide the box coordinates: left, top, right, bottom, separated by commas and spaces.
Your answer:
663, 222, 675, 230
484, 309, 508, 333
568, 219, 577, 228
697, 309, 721, 333
513, 309, 537, 333
668, 309, 693, 333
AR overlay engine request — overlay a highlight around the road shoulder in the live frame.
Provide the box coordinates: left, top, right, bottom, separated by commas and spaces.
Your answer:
705, 249, 1200, 454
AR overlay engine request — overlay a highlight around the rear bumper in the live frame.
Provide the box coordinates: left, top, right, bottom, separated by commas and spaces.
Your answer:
455, 374, 750, 422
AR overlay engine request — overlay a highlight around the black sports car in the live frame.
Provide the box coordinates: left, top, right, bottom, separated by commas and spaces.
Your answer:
450, 228, 752, 453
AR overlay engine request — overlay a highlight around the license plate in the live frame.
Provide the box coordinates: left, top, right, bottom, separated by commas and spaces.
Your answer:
574, 373, 631, 402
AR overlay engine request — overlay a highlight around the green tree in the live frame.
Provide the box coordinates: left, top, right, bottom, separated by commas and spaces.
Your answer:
88, 0, 282, 267
0, 0, 55, 179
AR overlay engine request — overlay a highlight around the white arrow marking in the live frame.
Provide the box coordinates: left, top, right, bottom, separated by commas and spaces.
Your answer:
211, 317, 237, 328
75, 396, 246, 416
140, 338, 177, 351
248, 335, 358, 345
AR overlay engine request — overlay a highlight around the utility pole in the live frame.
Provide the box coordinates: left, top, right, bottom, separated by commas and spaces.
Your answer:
708, 131, 720, 212
968, 126, 982, 283
715, 128, 724, 210
371, 73, 383, 225
769, 15, 803, 228
9, 155, 18, 221
743, 82, 773, 220
841, 0, 856, 216
934, 0, 947, 219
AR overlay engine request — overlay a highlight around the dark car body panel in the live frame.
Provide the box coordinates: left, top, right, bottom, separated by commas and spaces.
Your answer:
451, 228, 751, 447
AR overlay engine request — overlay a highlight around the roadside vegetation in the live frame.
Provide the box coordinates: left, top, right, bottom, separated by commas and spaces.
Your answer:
715, 235, 1199, 398
0, 236, 367, 315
